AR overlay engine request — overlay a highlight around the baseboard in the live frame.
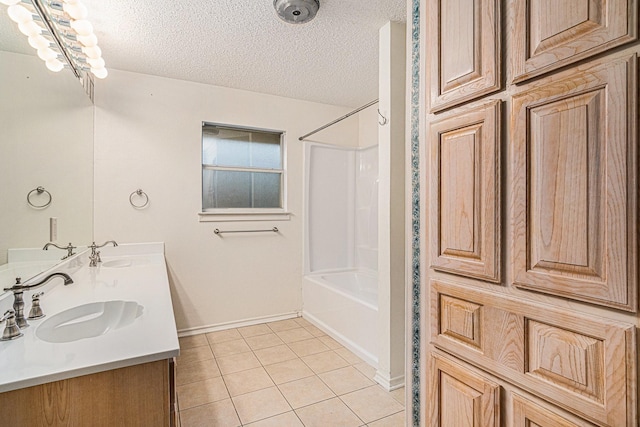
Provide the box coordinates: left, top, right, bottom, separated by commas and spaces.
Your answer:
177, 311, 301, 337
302, 310, 378, 367
373, 371, 405, 391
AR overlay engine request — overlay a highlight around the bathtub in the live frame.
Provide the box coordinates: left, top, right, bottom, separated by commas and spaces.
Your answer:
302, 270, 378, 366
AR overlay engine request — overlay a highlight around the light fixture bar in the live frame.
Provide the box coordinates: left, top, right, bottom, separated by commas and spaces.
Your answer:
31, 0, 79, 78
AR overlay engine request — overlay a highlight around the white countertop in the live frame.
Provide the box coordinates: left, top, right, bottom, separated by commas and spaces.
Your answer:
0, 243, 180, 393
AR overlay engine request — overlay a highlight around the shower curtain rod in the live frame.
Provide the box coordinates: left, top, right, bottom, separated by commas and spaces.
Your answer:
298, 99, 379, 141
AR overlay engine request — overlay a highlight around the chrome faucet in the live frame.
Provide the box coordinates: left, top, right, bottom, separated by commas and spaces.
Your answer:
3, 273, 73, 329
88, 240, 118, 267
43, 242, 76, 259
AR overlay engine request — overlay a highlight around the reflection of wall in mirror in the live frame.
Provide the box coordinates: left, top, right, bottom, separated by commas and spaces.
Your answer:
0, 51, 94, 271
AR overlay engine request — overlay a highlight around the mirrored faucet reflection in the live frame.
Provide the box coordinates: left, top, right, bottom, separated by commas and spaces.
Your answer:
2, 273, 73, 337
43, 242, 76, 259
88, 241, 118, 267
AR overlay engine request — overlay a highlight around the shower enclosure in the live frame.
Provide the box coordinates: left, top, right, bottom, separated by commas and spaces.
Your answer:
302, 142, 379, 365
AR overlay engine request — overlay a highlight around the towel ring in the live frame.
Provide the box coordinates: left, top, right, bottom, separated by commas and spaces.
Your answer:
129, 189, 149, 209
378, 109, 388, 126
27, 186, 52, 209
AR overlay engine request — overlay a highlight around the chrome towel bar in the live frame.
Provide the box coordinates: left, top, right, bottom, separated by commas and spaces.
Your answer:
214, 227, 279, 235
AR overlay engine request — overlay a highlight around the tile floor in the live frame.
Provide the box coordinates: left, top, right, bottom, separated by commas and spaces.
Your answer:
176, 317, 405, 427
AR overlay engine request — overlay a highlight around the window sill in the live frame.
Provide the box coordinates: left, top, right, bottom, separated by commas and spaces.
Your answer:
198, 211, 292, 222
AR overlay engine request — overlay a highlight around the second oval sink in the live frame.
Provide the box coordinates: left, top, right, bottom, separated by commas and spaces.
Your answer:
36, 300, 143, 343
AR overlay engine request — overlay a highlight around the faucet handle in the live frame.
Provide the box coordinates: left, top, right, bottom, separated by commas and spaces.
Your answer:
28, 292, 45, 320
0, 309, 15, 323
1, 309, 23, 341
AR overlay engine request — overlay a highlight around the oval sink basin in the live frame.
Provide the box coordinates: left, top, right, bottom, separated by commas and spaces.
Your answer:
36, 301, 143, 343
102, 258, 148, 268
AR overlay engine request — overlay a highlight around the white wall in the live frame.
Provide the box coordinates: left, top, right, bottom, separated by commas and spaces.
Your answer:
93, 69, 358, 332
376, 21, 406, 390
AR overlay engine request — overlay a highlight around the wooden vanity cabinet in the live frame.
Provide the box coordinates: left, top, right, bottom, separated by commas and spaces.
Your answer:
423, 0, 639, 425
0, 359, 175, 427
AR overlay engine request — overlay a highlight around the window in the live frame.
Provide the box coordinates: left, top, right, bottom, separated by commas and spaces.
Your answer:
201, 123, 285, 215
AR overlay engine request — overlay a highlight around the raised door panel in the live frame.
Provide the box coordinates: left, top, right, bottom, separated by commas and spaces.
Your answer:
512, 54, 638, 311
430, 280, 637, 426
429, 352, 500, 427
430, 101, 501, 282
512, 393, 595, 427
428, 0, 501, 112
512, 0, 637, 82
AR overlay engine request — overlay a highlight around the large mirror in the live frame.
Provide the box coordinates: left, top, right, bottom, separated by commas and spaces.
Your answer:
0, 44, 94, 292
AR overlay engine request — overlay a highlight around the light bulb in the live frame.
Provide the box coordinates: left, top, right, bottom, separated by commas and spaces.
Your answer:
0, 0, 21, 6
37, 47, 57, 61
82, 45, 101, 59
18, 20, 42, 37
87, 57, 105, 68
7, 4, 33, 24
63, 1, 87, 20
91, 66, 108, 79
28, 34, 50, 50
46, 58, 64, 72
76, 33, 97, 47
70, 19, 93, 36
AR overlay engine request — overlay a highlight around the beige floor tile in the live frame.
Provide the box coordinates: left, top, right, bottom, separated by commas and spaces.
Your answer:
353, 361, 377, 380
263, 358, 315, 385
245, 333, 284, 350
179, 334, 209, 350
238, 323, 273, 338
180, 399, 240, 427
278, 375, 335, 409
318, 366, 375, 395
254, 344, 298, 365
244, 411, 303, 427
334, 347, 364, 364
216, 351, 261, 375
206, 328, 242, 344
303, 324, 327, 337
341, 385, 404, 424
301, 350, 350, 374
223, 367, 275, 397
267, 318, 301, 332
368, 411, 405, 427
276, 327, 315, 343
295, 397, 362, 427
177, 376, 229, 410
177, 358, 221, 386
232, 386, 291, 424
317, 335, 343, 349
287, 337, 331, 357
178, 346, 214, 366
293, 317, 313, 327
210, 338, 251, 357
390, 387, 405, 406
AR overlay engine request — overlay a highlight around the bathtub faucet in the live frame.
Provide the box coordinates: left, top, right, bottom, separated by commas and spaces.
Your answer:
43, 242, 76, 259
3, 273, 73, 330
88, 240, 118, 267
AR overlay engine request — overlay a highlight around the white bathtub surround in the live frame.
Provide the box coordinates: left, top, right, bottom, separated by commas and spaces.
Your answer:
0, 242, 179, 393
376, 21, 407, 391
303, 271, 378, 366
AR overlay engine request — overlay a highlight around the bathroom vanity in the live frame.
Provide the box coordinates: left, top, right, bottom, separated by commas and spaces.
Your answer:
0, 243, 179, 426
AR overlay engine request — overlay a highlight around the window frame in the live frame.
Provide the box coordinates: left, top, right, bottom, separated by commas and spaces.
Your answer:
198, 121, 290, 222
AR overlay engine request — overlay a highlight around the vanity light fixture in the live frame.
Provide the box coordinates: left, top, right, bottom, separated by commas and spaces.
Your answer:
0, 0, 107, 81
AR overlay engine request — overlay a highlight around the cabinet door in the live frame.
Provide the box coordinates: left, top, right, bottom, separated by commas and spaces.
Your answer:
429, 100, 501, 282
512, 393, 594, 427
429, 352, 500, 427
512, 0, 637, 83
512, 54, 638, 311
428, 0, 501, 112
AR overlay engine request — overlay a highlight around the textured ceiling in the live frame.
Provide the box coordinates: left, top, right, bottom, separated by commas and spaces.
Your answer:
0, 0, 406, 107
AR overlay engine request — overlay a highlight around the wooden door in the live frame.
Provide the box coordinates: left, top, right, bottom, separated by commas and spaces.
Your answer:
423, 0, 639, 425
